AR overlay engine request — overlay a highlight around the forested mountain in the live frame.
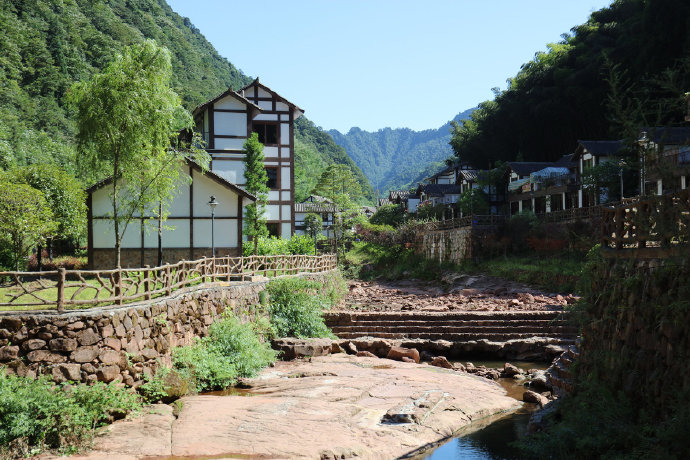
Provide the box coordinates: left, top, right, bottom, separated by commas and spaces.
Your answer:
294, 118, 374, 203
328, 109, 474, 194
450, 0, 690, 168
0, 0, 370, 199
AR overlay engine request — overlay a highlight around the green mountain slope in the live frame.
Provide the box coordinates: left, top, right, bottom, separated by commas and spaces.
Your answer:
294, 118, 374, 203
0, 0, 371, 200
328, 109, 474, 194
450, 0, 690, 168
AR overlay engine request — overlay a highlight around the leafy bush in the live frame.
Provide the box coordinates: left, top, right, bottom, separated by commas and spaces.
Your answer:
0, 372, 141, 457
27, 253, 86, 271
242, 234, 315, 256
266, 278, 335, 338
170, 313, 277, 392
369, 204, 405, 227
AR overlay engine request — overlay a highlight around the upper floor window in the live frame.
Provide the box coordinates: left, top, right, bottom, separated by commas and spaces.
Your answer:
265, 166, 279, 189
253, 122, 278, 146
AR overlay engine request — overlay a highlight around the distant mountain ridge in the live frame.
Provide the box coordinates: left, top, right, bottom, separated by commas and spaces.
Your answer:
328, 108, 474, 194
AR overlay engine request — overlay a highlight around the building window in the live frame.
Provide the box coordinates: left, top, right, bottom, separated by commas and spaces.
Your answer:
266, 223, 280, 237
265, 167, 278, 189
252, 122, 278, 145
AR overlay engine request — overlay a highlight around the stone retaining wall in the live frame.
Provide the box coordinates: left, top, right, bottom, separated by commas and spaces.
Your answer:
0, 272, 334, 385
416, 226, 474, 264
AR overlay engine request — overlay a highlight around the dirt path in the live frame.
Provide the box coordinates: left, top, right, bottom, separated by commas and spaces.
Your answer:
339, 274, 578, 313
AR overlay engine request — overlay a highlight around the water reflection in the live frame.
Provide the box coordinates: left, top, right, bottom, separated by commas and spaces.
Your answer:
421, 360, 547, 460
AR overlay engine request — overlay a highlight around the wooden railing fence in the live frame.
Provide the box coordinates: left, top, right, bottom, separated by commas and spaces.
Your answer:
601, 189, 690, 253
0, 254, 337, 312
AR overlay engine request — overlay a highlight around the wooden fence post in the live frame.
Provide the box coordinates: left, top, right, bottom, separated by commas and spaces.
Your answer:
165, 264, 172, 296
144, 265, 151, 301
115, 266, 123, 305
56, 267, 66, 313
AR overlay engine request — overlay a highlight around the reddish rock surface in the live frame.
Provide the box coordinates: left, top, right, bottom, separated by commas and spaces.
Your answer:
340, 275, 578, 313
52, 354, 520, 459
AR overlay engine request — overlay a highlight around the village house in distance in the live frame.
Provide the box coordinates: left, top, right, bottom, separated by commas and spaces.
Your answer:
87, 78, 303, 269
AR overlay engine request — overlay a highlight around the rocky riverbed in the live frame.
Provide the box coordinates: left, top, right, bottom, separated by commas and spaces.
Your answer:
342, 274, 578, 312
49, 354, 522, 460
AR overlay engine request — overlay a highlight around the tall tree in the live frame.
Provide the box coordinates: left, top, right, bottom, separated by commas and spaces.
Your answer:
312, 164, 363, 253
242, 132, 269, 255
0, 181, 56, 270
67, 40, 204, 267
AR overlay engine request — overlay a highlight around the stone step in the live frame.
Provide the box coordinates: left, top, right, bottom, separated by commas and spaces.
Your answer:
325, 311, 569, 322
334, 331, 575, 341
330, 325, 577, 335
326, 319, 573, 328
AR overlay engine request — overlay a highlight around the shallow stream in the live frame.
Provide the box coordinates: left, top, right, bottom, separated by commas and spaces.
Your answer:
418, 360, 548, 460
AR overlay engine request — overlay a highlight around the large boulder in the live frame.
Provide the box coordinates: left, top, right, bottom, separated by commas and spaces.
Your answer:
386, 346, 420, 364
272, 338, 332, 360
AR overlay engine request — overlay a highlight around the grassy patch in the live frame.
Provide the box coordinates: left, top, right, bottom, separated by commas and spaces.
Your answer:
342, 242, 585, 294
342, 241, 458, 281
470, 252, 586, 293
0, 373, 141, 458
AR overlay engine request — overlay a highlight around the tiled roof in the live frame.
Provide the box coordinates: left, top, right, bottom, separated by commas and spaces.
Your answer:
643, 127, 690, 145
507, 162, 556, 176
377, 198, 392, 206
418, 184, 462, 197
459, 169, 478, 181
389, 190, 412, 200
294, 202, 337, 213
576, 140, 623, 157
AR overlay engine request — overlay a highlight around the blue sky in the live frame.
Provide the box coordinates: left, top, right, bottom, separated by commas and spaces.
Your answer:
167, 0, 613, 132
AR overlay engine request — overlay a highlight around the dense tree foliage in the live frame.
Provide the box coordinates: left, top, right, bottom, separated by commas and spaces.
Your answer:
2, 164, 86, 243
450, 0, 690, 168
328, 109, 474, 194
0, 182, 56, 270
0, 0, 248, 182
0, 0, 365, 203
68, 40, 203, 266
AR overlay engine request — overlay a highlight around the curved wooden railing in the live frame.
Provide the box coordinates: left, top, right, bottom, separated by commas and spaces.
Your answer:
601, 189, 690, 255
0, 254, 337, 312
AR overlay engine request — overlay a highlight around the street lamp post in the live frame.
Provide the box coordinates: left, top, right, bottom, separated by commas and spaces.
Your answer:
638, 131, 649, 196
618, 159, 626, 200
208, 195, 218, 258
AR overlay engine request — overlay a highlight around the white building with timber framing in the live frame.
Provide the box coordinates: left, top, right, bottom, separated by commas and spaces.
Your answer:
86, 78, 302, 269
193, 78, 303, 239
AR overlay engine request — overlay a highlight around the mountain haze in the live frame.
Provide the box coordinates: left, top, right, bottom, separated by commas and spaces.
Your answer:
328, 108, 474, 194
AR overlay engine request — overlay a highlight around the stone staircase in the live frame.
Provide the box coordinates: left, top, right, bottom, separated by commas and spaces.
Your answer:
324, 310, 577, 344
547, 343, 579, 395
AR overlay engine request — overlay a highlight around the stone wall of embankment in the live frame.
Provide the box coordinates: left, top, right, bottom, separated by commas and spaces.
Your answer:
577, 254, 690, 414
0, 271, 336, 386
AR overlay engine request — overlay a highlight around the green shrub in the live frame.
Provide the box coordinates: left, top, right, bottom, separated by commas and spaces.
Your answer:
171, 313, 277, 392
242, 234, 316, 256
0, 372, 141, 457
267, 278, 335, 338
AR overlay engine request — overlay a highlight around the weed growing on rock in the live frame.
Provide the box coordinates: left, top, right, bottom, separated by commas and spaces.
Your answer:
169, 313, 277, 393
266, 278, 336, 339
